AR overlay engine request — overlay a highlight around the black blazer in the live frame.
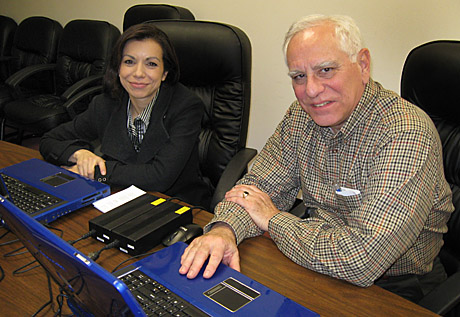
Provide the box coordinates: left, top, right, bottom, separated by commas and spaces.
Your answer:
40, 82, 211, 207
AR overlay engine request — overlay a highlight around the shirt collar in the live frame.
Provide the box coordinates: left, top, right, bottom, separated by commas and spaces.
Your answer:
127, 88, 160, 127
337, 78, 378, 138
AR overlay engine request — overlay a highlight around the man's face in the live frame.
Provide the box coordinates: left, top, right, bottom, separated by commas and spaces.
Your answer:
286, 24, 370, 133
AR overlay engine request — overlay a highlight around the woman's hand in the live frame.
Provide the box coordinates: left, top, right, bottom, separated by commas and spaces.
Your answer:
67, 149, 106, 179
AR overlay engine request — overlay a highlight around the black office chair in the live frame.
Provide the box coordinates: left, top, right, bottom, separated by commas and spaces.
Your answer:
401, 40, 460, 316
149, 20, 256, 211
0, 15, 17, 81
3, 19, 120, 144
123, 4, 195, 31
0, 16, 62, 140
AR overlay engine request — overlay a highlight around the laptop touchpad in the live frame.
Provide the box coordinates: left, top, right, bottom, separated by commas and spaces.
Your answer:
204, 277, 260, 312
41, 173, 75, 187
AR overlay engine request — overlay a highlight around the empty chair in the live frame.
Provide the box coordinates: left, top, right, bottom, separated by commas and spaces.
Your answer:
0, 16, 62, 140
0, 15, 17, 80
123, 4, 194, 31
149, 20, 256, 211
3, 19, 120, 143
401, 40, 460, 316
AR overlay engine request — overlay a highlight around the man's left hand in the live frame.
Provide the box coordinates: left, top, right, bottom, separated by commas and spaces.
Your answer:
225, 185, 279, 231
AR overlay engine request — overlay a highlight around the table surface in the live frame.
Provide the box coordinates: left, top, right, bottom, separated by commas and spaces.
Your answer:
0, 140, 437, 316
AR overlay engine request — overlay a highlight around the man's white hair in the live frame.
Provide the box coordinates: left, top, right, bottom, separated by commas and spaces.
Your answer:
283, 14, 364, 63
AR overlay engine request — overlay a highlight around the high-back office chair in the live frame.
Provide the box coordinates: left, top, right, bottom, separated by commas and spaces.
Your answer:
149, 20, 256, 211
0, 16, 62, 140
401, 40, 460, 316
2, 19, 120, 144
0, 15, 17, 81
123, 4, 195, 31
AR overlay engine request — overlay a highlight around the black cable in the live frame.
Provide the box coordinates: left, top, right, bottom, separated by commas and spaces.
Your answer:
0, 263, 4, 283
165, 196, 208, 213
12, 259, 40, 275
53, 292, 73, 317
32, 272, 54, 317
0, 237, 20, 246
0, 227, 20, 247
0, 227, 11, 240
44, 223, 64, 237
67, 229, 97, 245
88, 240, 120, 261
3, 244, 27, 257
111, 250, 156, 273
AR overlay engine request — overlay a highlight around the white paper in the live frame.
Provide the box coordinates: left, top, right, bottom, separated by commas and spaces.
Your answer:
92, 185, 146, 213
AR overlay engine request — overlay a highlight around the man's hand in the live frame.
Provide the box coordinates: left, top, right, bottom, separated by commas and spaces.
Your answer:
225, 185, 279, 231
68, 149, 106, 179
179, 223, 240, 279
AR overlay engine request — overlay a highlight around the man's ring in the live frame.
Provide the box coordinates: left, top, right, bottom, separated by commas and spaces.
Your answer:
243, 191, 249, 198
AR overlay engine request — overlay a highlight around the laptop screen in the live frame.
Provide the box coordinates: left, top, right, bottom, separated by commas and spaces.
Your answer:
0, 196, 142, 316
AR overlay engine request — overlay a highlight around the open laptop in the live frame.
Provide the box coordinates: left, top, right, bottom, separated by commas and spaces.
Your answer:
0, 158, 110, 224
0, 196, 319, 316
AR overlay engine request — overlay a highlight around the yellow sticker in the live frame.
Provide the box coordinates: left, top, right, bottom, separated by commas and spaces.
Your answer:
151, 198, 166, 206
175, 206, 190, 214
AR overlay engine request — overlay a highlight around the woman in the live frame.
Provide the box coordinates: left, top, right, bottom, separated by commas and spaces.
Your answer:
40, 23, 211, 207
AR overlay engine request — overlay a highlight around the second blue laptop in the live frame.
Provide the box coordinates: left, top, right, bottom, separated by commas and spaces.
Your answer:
0, 158, 110, 223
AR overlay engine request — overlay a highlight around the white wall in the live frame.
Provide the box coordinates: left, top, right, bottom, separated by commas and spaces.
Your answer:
1, 0, 459, 151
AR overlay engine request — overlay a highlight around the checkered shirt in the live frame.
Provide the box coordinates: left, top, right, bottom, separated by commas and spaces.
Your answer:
207, 79, 453, 287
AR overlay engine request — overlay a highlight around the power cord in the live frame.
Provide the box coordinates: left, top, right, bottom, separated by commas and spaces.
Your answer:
88, 240, 120, 261
111, 250, 156, 273
0, 263, 4, 283
67, 229, 97, 245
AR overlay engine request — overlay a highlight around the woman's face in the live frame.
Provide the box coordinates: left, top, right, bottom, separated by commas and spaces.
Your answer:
119, 39, 168, 109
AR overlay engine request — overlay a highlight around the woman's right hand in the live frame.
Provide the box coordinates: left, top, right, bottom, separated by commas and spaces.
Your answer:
68, 149, 106, 179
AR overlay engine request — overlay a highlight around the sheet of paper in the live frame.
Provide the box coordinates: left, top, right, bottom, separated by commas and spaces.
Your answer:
92, 185, 146, 213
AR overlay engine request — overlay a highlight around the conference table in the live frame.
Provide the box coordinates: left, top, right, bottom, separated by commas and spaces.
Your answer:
0, 140, 437, 316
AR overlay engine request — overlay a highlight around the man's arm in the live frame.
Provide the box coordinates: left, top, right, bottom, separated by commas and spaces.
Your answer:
178, 102, 305, 279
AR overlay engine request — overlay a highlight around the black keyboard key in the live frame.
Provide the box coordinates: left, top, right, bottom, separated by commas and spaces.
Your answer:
1, 173, 63, 214
119, 270, 209, 316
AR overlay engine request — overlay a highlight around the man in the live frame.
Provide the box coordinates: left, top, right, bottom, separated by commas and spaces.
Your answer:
179, 14, 453, 302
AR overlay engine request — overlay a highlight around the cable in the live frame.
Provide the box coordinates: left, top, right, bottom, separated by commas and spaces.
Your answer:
0, 264, 4, 283
3, 245, 27, 257
111, 250, 156, 273
166, 196, 208, 213
32, 272, 54, 317
13, 259, 40, 275
88, 239, 120, 261
0, 227, 11, 240
67, 229, 97, 245
0, 228, 20, 247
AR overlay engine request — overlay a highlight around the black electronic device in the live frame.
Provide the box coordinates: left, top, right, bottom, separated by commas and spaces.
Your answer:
89, 193, 192, 255
162, 223, 203, 246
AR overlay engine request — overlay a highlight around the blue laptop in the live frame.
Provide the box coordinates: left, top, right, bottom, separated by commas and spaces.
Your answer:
0, 196, 318, 316
0, 158, 110, 224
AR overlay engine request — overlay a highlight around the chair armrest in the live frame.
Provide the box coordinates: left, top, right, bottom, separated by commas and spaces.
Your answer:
61, 74, 103, 101
63, 85, 103, 118
417, 271, 460, 315
5, 63, 56, 90
210, 147, 257, 212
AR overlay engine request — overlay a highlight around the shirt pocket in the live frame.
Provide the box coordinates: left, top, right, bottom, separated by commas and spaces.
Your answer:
335, 191, 362, 214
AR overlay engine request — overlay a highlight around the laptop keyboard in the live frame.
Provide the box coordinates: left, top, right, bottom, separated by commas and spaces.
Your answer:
1, 174, 63, 214
120, 269, 209, 317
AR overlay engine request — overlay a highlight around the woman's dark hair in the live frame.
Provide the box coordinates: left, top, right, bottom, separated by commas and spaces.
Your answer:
103, 23, 180, 99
